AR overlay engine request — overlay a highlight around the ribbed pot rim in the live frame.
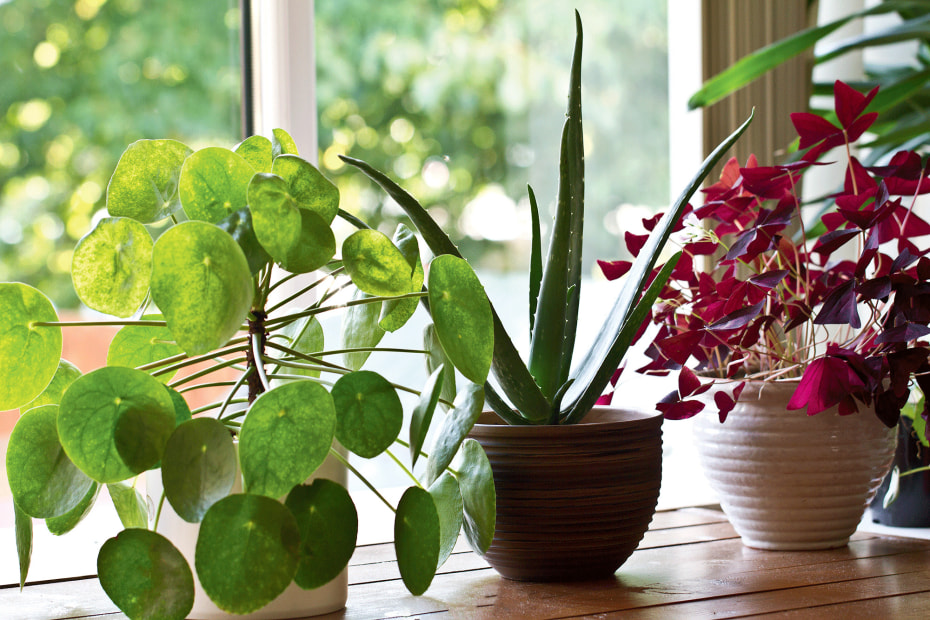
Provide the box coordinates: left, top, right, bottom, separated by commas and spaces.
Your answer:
472, 406, 663, 435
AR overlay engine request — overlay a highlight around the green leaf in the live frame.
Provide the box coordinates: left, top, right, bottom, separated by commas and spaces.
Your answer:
179, 147, 254, 223
342, 290, 385, 371
14, 501, 32, 589
427, 255, 493, 386
98, 529, 194, 620
424, 324, 456, 406
285, 479, 358, 589
332, 371, 403, 459
107, 482, 148, 529
272, 155, 339, 223
455, 439, 496, 555
527, 185, 543, 335
410, 365, 444, 467
20, 359, 81, 413
271, 315, 325, 381
0, 282, 62, 410
379, 224, 424, 332
817, 13, 930, 65
426, 383, 484, 486
71, 217, 153, 318
215, 207, 272, 275
234, 135, 273, 172
272, 128, 299, 158
58, 367, 176, 483
343, 229, 418, 297
239, 381, 336, 498
150, 220, 253, 356
46, 482, 99, 536
107, 317, 183, 384
394, 486, 440, 596
106, 139, 193, 223
164, 385, 192, 426
248, 172, 336, 273
161, 417, 237, 523
528, 12, 584, 401
7, 405, 94, 518
195, 494, 299, 614
428, 472, 463, 569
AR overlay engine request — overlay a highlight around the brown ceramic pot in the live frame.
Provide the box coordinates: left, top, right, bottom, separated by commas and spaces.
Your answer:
468, 406, 663, 582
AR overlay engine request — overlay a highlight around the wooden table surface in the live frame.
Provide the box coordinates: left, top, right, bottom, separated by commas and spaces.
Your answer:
4, 506, 930, 619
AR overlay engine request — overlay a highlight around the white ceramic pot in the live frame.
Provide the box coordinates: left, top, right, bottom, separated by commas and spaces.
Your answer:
693, 381, 896, 550
146, 450, 349, 619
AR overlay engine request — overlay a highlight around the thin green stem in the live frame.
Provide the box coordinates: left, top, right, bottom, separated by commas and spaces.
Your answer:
263, 291, 427, 328
192, 398, 249, 415
900, 465, 930, 478
216, 366, 253, 420
32, 320, 167, 328
314, 347, 431, 357
153, 345, 249, 377
267, 270, 304, 295
168, 357, 248, 388
266, 268, 347, 315
329, 448, 395, 513
264, 341, 349, 372
385, 449, 422, 488
177, 380, 238, 394
153, 492, 167, 532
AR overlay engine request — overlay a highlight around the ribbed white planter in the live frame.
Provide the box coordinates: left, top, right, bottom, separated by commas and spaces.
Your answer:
694, 381, 895, 550
146, 451, 348, 619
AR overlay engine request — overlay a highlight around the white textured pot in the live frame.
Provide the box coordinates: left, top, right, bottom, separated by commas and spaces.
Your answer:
694, 381, 895, 550
146, 450, 348, 619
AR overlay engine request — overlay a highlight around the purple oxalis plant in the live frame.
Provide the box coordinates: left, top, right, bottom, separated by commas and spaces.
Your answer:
599, 80, 930, 433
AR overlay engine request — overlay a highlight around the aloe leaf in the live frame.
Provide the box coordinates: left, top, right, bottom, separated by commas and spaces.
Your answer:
564, 111, 753, 420
527, 185, 543, 335
339, 155, 550, 424
528, 11, 584, 400
817, 13, 930, 65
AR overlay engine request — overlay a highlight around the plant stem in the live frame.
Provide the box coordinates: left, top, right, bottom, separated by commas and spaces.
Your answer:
152, 344, 249, 377
177, 380, 239, 393
246, 310, 268, 402
168, 357, 248, 388
251, 331, 271, 396
265, 268, 346, 315
263, 291, 426, 329
192, 398, 249, 415
32, 320, 167, 328
153, 492, 167, 533
216, 367, 253, 420
267, 270, 303, 295
899, 465, 930, 477
329, 448, 396, 513
385, 449, 422, 488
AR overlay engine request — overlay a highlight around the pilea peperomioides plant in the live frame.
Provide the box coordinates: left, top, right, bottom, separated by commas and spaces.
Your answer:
2, 127, 498, 618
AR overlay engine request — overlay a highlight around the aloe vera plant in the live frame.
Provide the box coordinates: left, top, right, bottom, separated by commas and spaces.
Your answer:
342, 11, 753, 426
1, 127, 498, 617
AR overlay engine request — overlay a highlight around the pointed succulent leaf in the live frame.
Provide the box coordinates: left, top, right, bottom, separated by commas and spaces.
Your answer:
427, 255, 494, 386
394, 486, 440, 596
239, 381, 336, 498
107, 482, 148, 529
332, 371, 403, 458
428, 472, 464, 568
179, 147, 254, 223
527, 185, 543, 335
46, 482, 99, 536
150, 221, 253, 356
426, 383, 484, 486
285, 479, 358, 590
20, 359, 80, 413
455, 438, 496, 555
272, 128, 299, 157
272, 154, 339, 223
58, 367, 176, 483
410, 365, 445, 467
196, 494, 300, 614
234, 135, 273, 172
98, 529, 194, 620
342, 290, 385, 370
107, 316, 183, 384
7, 405, 94, 518
162, 417, 237, 523
215, 207, 273, 275
106, 139, 193, 223
0, 282, 62, 410
14, 501, 32, 589
380, 224, 424, 331
72, 217, 153, 318
343, 229, 418, 297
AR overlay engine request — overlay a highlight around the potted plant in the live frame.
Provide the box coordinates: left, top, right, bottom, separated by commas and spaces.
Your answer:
604, 79, 927, 549
1, 125, 501, 618
870, 398, 930, 527
338, 11, 752, 581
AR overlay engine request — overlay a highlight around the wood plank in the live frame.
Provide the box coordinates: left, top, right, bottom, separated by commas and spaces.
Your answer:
758, 590, 930, 619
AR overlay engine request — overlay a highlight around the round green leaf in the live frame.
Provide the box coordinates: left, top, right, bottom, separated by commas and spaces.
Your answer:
235, 135, 273, 172
150, 221, 253, 356
285, 479, 358, 589
455, 438, 496, 555
58, 367, 176, 483
248, 172, 336, 273
332, 371, 403, 458
410, 365, 444, 467
216, 207, 272, 275
46, 482, 100, 536
239, 381, 336, 498
0, 282, 62, 410
272, 154, 339, 223
196, 494, 299, 614
72, 217, 153, 318
428, 472, 464, 569
106, 139, 193, 223
7, 405, 94, 518
394, 486, 440, 596
343, 229, 418, 298
379, 224, 424, 332
179, 147, 254, 223
427, 255, 493, 385
342, 290, 384, 371
21, 359, 81, 413
162, 417, 237, 523
164, 385, 192, 426
107, 317, 183, 384
98, 529, 194, 620
272, 128, 299, 158
426, 383, 485, 486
